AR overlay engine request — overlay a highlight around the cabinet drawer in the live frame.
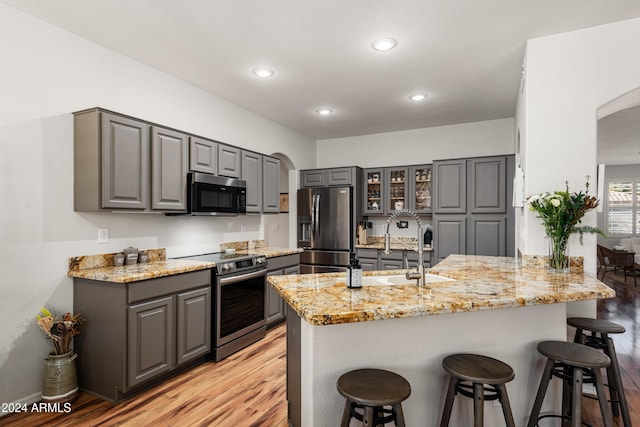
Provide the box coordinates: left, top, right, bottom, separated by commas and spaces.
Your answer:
380, 250, 403, 261
356, 248, 378, 259
267, 254, 300, 272
128, 269, 211, 304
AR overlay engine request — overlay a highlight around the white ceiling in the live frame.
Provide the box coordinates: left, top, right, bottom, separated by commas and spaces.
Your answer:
3, 0, 640, 143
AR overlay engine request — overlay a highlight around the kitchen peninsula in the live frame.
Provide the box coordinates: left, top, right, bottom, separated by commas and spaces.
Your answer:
267, 254, 615, 426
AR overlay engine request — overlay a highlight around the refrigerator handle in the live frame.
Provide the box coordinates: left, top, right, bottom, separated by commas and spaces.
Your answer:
315, 193, 321, 237
311, 194, 318, 247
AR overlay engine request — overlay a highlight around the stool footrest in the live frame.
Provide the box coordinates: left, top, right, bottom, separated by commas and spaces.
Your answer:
456, 382, 502, 401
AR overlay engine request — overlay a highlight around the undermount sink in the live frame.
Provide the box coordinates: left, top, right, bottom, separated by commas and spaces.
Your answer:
361, 273, 456, 286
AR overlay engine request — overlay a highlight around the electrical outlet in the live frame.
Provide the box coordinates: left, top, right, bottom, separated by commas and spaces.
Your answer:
98, 228, 109, 243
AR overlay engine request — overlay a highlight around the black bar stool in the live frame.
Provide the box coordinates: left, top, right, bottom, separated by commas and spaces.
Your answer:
567, 317, 632, 427
527, 340, 613, 427
440, 353, 516, 427
337, 368, 411, 427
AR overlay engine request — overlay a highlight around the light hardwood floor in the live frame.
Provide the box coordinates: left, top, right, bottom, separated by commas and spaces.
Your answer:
3, 270, 638, 426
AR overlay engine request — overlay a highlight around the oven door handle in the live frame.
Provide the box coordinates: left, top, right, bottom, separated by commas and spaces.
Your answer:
218, 268, 267, 286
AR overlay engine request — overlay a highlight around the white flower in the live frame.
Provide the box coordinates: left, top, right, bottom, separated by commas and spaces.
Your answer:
550, 198, 561, 207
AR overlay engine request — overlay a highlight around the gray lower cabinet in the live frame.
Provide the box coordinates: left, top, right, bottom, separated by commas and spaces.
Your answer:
73, 269, 211, 402
189, 136, 217, 174
355, 248, 431, 270
266, 254, 300, 327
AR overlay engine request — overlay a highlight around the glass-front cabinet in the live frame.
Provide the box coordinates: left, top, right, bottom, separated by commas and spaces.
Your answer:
385, 167, 408, 213
409, 165, 432, 214
363, 168, 385, 215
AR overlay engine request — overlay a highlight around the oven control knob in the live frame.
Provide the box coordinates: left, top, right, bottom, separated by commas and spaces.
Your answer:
256, 257, 265, 265
221, 263, 232, 271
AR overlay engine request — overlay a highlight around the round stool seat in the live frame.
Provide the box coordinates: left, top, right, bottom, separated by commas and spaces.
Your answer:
337, 368, 411, 406
536, 341, 610, 369
442, 353, 515, 384
567, 317, 626, 334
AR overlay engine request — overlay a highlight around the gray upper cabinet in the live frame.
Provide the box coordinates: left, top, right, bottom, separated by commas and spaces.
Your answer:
189, 136, 217, 174
301, 169, 326, 187
433, 159, 466, 213
434, 216, 467, 262
73, 110, 150, 211
300, 167, 357, 188
468, 216, 506, 256
408, 165, 432, 214
263, 156, 280, 213
384, 167, 408, 213
327, 168, 355, 186
151, 126, 188, 211
101, 113, 150, 210
242, 150, 263, 213
218, 144, 241, 178
363, 168, 385, 215
469, 157, 506, 213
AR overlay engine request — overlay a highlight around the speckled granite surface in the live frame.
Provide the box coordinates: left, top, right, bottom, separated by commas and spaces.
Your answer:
267, 254, 615, 326
355, 235, 434, 251
68, 246, 301, 283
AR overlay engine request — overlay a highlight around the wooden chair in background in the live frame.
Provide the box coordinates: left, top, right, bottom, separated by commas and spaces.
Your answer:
597, 244, 637, 286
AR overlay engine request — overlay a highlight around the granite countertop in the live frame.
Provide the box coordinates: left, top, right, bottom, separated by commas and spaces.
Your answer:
68, 259, 216, 283
68, 246, 302, 284
266, 254, 616, 326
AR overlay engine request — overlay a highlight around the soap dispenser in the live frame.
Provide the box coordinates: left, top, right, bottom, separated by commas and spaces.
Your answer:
424, 226, 433, 246
347, 253, 362, 289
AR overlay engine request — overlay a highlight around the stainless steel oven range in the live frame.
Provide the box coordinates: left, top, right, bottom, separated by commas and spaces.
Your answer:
176, 252, 267, 361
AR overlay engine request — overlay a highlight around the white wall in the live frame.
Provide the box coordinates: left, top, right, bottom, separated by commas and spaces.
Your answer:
518, 17, 640, 275
316, 118, 515, 168
0, 3, 314, 405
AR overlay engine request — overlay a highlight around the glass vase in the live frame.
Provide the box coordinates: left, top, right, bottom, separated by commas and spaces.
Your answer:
548, 235, 570, 273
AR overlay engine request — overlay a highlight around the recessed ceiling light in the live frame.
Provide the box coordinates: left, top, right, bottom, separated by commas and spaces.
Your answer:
252, 67, 274, 78
315, 108, 333, 116
371, 38, 397, 51
409, 93, 428, 102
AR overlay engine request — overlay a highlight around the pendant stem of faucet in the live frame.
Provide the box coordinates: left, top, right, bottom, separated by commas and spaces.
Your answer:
384, 209, 425, 286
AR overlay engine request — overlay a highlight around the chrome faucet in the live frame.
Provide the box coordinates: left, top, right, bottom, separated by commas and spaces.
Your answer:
384, 209, 426, 287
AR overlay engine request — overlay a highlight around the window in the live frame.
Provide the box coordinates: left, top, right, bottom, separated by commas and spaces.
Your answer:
606, 179, 640, 236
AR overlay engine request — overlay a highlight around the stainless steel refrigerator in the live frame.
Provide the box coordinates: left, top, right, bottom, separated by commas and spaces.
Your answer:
297, 186, 359, 273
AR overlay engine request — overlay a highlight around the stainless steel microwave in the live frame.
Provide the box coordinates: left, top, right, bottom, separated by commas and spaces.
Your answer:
185, 172, 246, 216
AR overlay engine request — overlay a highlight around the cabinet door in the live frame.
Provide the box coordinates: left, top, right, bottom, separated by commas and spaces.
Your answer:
469, 216, 506, 256
283, 265, 300, 275
327, 167, 353, 186
408, 165, 432, 214
301, 169, 326, 187
189, 137, 217, 174
380, 259, 404, 270
176, 287, 211, 365
359, 258, 378, 271
266, 270, 286, 326
151, 127, 188, 211
434, 216, 467, 263
434, 159, 466, 213
385, 167, 408, 213
469, 157, 506, 213
128, 296, 174, 387
242, 151, 262, 213
363, 168, 385, 215
101, 112, 149, 209
262, 156, 280, 213
218, 144, 241, 178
